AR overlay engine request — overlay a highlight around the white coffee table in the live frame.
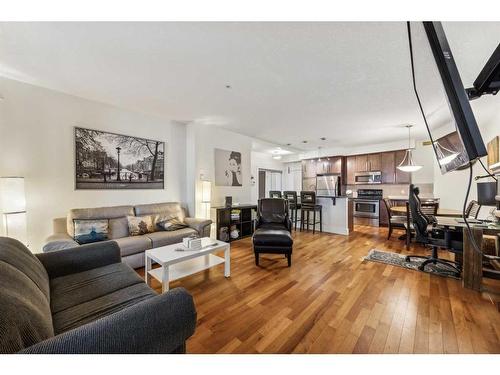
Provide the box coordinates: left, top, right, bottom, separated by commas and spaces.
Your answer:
145, 237, 230, 293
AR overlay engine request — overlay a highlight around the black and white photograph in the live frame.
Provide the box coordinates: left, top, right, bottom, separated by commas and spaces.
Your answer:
75, 127, 165, 189
214, 148, 242, 186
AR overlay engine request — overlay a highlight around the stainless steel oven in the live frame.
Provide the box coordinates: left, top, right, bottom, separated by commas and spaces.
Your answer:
353, 199, 380, 218
354, 171, 382, 185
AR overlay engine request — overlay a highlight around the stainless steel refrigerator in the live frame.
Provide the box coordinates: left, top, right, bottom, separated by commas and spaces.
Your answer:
315, 173, 341, 197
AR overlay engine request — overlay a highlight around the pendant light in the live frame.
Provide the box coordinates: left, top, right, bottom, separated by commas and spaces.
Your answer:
397, 125, 422, 173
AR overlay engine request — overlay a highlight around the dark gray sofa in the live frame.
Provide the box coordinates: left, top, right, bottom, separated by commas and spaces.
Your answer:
0, 237, 197, 354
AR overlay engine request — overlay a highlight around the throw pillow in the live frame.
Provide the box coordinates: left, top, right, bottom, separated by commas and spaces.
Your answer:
127, 215, 155, 236
73, 219, 109, 244
156, 216, 188, 231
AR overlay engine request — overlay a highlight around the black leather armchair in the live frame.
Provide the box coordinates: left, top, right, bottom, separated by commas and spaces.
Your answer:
252, 198, 293, 267
405, 184, 463, 277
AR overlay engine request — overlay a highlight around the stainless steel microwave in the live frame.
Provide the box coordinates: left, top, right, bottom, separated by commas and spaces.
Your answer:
354, 171, 382, 185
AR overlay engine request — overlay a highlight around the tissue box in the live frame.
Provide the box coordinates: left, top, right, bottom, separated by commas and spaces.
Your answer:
183, 237, 202, 250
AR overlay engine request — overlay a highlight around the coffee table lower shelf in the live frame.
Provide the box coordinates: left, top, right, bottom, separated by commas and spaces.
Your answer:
148, 254, 225, 283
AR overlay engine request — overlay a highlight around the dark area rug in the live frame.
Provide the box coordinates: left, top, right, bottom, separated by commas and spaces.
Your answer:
364, 249, 460, 279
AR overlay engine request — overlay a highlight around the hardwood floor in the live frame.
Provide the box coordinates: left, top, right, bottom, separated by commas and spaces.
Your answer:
137, 225, 500, 353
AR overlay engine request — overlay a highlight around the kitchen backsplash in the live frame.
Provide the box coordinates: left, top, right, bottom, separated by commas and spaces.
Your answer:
346, 183, 434, 198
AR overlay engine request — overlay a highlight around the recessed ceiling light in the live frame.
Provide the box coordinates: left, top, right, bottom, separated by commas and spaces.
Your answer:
225, 85, 231, 89
302, 140, 308, 144
320, 137, 326, 141
286, 143, 291, 146
272, 155, 282, 160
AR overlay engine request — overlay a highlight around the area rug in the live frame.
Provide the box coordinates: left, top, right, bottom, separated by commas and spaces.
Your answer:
364, 249, 460, 279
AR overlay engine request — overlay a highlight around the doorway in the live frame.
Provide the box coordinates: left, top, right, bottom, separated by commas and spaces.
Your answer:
258, 169, 283, 199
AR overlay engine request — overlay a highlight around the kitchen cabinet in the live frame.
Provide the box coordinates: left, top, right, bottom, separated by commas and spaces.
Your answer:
346, 156, 356, 184
355, 155, 368, 172
302, 159, 317, 178
395, 150, 411, 184
381, 152, 395, 184
367, 153, 381, 171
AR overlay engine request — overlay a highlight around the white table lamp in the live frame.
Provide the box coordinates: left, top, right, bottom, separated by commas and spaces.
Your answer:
0, 177, 28, 245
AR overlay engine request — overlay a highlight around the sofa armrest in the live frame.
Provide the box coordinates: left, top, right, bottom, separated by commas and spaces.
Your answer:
36, 241, 121, 279
43, 233, 79, 252
19, 288, 197, 354
184, 217, 212, 237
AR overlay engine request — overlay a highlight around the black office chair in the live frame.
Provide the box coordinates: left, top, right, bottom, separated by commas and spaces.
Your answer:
465, 200, 481, 219
405, 184, 463, 277
252, 198, 293, 267
269, 191, 282, 198
283, 191, 301, 230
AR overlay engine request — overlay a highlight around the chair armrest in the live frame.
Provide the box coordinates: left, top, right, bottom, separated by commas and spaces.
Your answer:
43, 233, 79, 252
36, 241, 121, 279
285, 217, 292, 232
184, 217, 212, 236
19, 288, 197, 354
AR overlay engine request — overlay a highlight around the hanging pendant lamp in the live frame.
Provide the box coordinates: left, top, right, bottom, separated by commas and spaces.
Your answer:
397, 125, 423, 172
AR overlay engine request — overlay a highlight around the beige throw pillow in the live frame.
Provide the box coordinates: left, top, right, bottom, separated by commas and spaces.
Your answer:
127, 215, 154, 236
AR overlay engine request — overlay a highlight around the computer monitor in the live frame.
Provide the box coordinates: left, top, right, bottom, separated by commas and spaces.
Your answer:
477, 181, 497, 206
409, 22, 488, 174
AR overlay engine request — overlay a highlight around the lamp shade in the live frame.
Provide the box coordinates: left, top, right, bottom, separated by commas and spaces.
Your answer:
201, 180, 211, 203
0, 177, 26, 214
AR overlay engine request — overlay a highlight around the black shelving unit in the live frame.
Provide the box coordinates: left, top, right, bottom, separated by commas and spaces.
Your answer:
212, 204, 257, 242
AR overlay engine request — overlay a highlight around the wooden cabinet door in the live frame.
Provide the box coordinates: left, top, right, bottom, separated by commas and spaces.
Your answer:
330, 157, 342, 174
316, 160, 326, 175
302, 159, 317, 178
367, 153, 381, 171
395, 150, 411, 184
355, 154, 368, 172
381, 152, 395, 184
346, 156, 356, 184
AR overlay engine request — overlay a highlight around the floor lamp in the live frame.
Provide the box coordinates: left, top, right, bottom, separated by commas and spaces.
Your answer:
201, 180, 212, 220
0, 177, 28, 246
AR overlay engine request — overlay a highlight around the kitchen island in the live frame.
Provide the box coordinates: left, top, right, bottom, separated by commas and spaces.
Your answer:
315, 196, 353, 235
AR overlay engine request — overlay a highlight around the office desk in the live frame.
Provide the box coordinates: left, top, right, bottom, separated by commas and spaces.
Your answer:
434, 216, 500, 291
390, 206, 463, 217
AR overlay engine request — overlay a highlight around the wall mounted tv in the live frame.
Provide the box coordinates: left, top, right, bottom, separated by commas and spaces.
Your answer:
409, 21, 488, 174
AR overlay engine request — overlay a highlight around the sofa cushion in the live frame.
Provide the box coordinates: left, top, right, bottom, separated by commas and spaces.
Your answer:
113, 235, 152, 257
146, 228, 197, 248
108, 217, 130, 239
52, 283, 157, 334
73, 219, 109, 244
0, 237, 54, 353
67, 205, 134, 237
127, 215, 155, 236
134, 202, 186, 222
50, 262, 146, 314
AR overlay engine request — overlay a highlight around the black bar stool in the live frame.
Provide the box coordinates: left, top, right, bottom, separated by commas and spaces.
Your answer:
283, 191, 301, 230
269, 190, 282, 198
300, 191, 322, 234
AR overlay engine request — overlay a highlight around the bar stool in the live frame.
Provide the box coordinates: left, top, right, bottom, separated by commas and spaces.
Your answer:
269, 190, 282, 198
283, 191, 301, 230
300, 191, 322, 234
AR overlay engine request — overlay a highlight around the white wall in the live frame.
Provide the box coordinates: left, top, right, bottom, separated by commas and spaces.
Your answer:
186, 123, 254, 218
0, 77, 187, 251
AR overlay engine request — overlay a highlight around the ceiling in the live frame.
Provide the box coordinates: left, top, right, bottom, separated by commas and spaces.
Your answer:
1, 22, 499, 151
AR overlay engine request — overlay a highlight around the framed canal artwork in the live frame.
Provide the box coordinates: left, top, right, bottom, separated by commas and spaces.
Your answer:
75, 127, 165, 190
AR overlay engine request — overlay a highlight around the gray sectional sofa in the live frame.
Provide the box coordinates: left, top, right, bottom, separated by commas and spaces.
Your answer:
0, 237, 197, 354
44, 202, 212, 268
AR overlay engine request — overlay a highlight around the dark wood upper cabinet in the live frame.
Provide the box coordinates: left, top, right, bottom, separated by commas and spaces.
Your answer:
302, 159, 316, 178
381, 152, 395, 184
355, 155, 368, 172
346, 156, 356, 184
367, 153, 381, 171
395, 150, 411, 184
329, 156, 342, 174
